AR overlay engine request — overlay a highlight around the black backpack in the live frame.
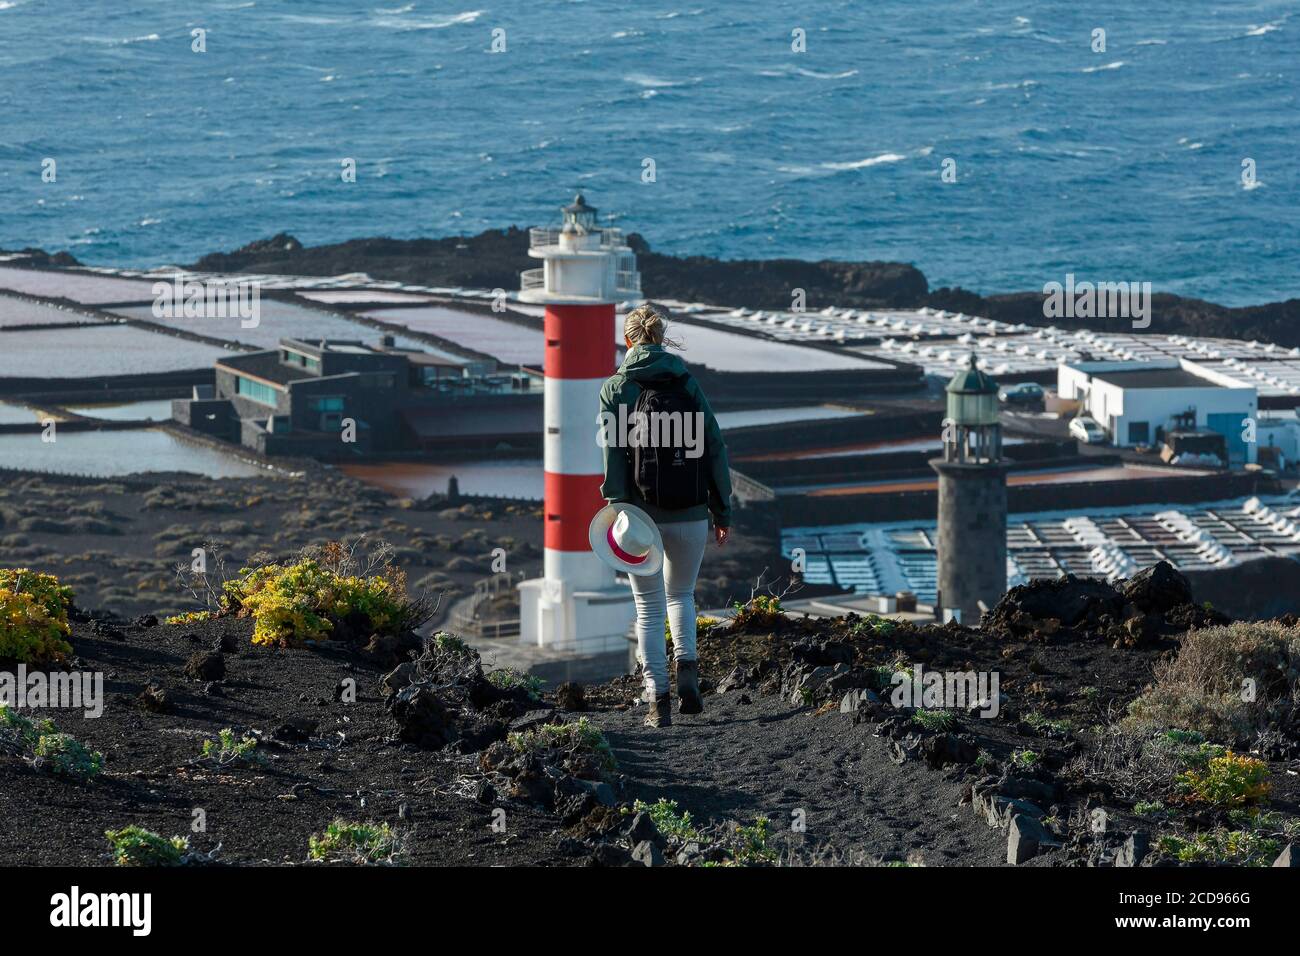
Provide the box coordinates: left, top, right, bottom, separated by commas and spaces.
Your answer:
631, 377, 709, 509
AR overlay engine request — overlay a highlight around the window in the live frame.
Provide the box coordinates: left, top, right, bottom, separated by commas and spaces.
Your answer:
235, 375, 279, 406
1128, 421, 1149, 445
308, 396, 345, 413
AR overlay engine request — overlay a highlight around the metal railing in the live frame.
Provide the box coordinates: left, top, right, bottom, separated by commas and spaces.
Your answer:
529, 226, 628, 251
520, 268, 544, 290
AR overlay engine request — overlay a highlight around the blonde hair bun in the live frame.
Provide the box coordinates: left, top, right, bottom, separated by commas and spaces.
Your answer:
623, 303, 681, 348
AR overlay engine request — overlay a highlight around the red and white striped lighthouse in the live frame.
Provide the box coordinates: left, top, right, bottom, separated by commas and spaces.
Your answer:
517, 194, 642, 651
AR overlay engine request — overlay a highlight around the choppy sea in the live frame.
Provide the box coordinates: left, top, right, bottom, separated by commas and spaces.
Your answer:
0, 0, 1295, 304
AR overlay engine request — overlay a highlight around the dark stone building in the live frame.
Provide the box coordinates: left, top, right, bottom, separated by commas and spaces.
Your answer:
173, 336, 540, 459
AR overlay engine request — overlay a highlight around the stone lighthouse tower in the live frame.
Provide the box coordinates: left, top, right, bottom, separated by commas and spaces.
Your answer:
516, 194, 642, 652
929, 355, 1009, 624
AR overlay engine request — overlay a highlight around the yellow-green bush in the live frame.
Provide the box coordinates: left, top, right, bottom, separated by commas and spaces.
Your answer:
0, 568, 74, 664
1177, 751, 1271, 808
222, 559, 412, 648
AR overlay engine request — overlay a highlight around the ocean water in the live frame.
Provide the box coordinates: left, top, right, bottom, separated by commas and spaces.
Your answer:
0, 1, 1294, 305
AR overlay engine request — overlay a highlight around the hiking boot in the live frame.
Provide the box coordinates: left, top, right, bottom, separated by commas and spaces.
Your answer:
644, 693, 673, 728
676, 659, 704, 715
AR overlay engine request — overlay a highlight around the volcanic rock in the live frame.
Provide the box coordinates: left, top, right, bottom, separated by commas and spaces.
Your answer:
1115, 831, 1149, 868
1121, 561, 1192, 615
632, 840, 665, 867
1007, 814, 1050, 864
555, 681, 587, 711
184, 650, 225, 682
1274, 843, 1298, 867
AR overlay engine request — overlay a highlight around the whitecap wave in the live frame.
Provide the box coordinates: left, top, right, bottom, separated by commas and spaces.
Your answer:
623, 73, 695, 88
1082, 60, 1125, 72
820, 153, 907, 171
372, 9, 482, 30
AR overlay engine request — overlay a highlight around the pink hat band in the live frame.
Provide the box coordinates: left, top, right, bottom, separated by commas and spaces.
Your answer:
607, 523, 648, 565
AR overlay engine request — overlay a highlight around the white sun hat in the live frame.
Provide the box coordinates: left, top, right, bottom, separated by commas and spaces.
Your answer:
588, 503, 664, 576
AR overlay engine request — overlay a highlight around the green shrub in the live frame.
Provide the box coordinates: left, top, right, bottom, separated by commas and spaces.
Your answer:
1157, 829, 1280, 866
912, 709, 956, 732
33, 733, 103, 779
1010, 749, 1040, 769
1025, 711, 1072, 735
486, 668, 544, 700
851, 614, 897, 638
0, 568, 74, 664
308, 819, 402, 864
105, 826, 188, 867
1, 705, 102, 780
507, 717, 616, 772
625, 798, 699, 842
199, 728, 263, 767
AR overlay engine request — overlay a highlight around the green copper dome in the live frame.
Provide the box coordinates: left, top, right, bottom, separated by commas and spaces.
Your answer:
945, 353, 998, 395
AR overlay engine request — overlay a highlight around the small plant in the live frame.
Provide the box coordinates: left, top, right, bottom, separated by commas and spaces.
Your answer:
974, 750, 996, 771
912, 709, 956, 732
432, 631, 469, 655
105, 826, 188, 867
625, 798, 700, 842
33, 733, 103, 779
732, 594, 784, 629
0, 568, 74, 665
729, 815, 778, 866
1157, 829, 1280, 866
1024, 711, 1071, 736
1010, 748, 1040, 769
507, 717, 617, 772
1134, 800, 1168, 818
487, 668, 544, 700
1176, 751, 1270, 809
308, 819, 402, 864
1, 705, 102, 780
164, 610, 212, 626
851, 614, 897, 638
199, 727, 263, 767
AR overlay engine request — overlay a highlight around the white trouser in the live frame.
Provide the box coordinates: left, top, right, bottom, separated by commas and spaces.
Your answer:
629, 519, 709, 700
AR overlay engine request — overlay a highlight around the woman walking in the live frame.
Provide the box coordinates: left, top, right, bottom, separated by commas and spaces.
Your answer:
593, 305, 732, 728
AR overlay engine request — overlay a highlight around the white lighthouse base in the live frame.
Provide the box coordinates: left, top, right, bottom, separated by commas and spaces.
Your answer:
518, 576, 636, 655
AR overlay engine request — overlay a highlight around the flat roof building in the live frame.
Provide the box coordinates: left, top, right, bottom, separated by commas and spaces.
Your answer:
1058, 359, 1258, 464
173, 336, 540, 459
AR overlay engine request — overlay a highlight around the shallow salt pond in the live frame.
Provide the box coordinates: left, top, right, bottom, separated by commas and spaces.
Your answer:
0, 325, 231, 377
0, 429, 267, 478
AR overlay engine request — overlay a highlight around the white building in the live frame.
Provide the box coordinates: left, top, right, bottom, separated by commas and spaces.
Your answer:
1057, 359, 1258, 464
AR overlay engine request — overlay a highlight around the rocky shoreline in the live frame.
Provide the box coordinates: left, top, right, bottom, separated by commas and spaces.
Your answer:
6, 230, 1299, 347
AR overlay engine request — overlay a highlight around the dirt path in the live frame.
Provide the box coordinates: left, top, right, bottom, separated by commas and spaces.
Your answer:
590, 691, 1007, 865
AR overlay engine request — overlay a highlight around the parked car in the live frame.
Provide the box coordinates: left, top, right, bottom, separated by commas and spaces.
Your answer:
998, 382, 1044, 405
1069, 416, 1108, 444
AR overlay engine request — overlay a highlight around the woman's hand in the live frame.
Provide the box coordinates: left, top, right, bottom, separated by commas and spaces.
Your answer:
714, 526, 729, 547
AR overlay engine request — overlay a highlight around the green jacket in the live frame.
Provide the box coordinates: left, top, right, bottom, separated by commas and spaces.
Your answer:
598, 344, 733, 528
